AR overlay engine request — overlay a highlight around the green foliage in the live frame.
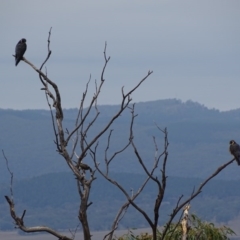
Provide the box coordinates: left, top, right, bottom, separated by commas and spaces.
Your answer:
115, 229, 153, 240
188, 214, 235, 240
117, 214, 235, 240
161, 214, 235, 240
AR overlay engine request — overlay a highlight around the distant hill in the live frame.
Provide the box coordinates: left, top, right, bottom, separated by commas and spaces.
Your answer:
1, 171, 240, 231
1, 99, 240, 182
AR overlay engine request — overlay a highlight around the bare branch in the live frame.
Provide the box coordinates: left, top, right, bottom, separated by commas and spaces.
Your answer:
66, 43, 111, 147
45, 92, 61, 152
21, 55, 63, 122
121, 70, 153, 109
104, 128, 132, 176
161, 158, 235, 239
70, 76, 92, 160
39, 27, 52, 71
2, 150, 14, 201
5, 196, 72, 240
130, 124, 162, 186
77, 70, 152, 166
94, 162, 154, 230
92, 104, 157, 236
103, 202, 129, 240
101, 42, 110, 82
69, 223, 80, 240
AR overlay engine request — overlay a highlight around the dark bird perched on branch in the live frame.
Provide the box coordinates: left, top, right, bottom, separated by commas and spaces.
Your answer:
15, 38, 27, 66
79, 163, 92, 172
229, 140, 240, 165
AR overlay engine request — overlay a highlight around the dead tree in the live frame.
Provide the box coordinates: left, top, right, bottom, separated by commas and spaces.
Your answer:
5, 29, 152, 240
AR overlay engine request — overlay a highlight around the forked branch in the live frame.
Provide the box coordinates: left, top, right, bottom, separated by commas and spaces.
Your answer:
3, 151, 72, 240
160, 157, 235, 239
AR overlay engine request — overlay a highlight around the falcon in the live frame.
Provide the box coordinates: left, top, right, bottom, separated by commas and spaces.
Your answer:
229, 140, 240, 165
15, 38, 27, 66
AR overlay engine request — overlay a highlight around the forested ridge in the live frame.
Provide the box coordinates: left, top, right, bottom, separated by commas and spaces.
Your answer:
1, 99, 240, 182
0, 171, 240, 230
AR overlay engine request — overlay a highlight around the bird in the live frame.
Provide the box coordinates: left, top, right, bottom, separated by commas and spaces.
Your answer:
229, 140, 240, 165
79, 162, 92, 172
15, 38, 27, 66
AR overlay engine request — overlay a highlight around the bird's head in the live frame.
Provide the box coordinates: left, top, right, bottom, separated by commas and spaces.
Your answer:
21, 38, 27, 43
230, 140, 236, 145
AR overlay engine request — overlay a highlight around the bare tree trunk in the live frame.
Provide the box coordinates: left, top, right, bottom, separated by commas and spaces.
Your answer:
79, 185, 91, 240
152, 227, 157, 240
181, 204, 190, 240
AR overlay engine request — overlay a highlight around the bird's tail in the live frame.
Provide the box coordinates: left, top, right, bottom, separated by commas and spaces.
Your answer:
15, 59, 20, 66
237, 158, 240, 166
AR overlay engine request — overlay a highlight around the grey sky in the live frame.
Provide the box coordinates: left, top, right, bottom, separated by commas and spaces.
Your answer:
1, 0, 239, 110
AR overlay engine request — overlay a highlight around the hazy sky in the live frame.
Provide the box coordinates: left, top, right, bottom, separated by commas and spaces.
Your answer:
1, 0, 240, 110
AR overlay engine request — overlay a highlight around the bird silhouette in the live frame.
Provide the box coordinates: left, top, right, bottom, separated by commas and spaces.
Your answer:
229, 140, 240, 165
15, 38, 27, 66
